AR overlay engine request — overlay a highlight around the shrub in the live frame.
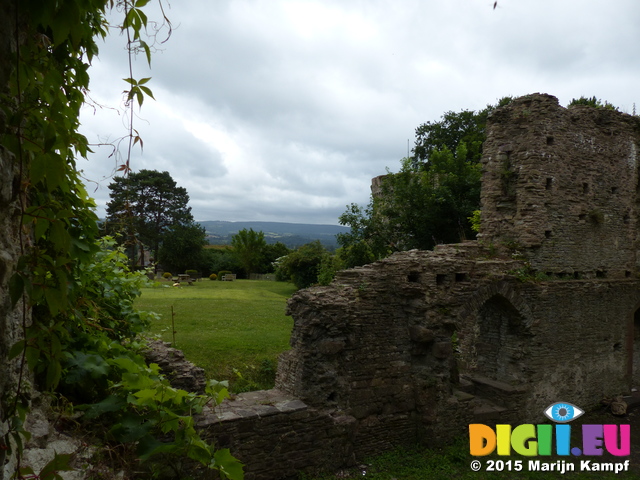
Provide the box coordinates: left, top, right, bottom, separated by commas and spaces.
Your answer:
185, 269, 198, 277
162, 272, 172, 279
218, 270, 232, 280
209, 273, 218, 281
275, 241, 326, 289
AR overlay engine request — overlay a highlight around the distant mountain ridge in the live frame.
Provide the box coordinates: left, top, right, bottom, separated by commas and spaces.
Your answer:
198, 220, 350, 249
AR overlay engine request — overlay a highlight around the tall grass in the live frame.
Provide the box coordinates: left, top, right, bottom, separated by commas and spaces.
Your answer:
135, 279, 297, 391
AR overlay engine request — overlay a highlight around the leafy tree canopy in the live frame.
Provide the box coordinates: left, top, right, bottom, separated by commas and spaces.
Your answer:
105, 169, 194, 265
412, 96, 512, 168
158, 222, 207, 274
275, 240, 328, 289
339, 99, 514, 267
231, 228, 268, 277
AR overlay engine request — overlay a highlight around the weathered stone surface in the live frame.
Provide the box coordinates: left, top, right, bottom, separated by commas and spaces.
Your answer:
143, 339, 207, 393
480, 93, 640, 276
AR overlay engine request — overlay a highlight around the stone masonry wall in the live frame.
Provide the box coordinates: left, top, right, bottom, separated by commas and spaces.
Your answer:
479, 93, 640, 276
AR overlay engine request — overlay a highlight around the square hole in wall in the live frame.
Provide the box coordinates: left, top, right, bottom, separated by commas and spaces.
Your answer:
546, 136, 554, 145
596, 270, 607, 278
545, 178, 553, 190
436, 274, 447, 285
455, 273, 468, 282
407, 272, 421, 283
544, 230, 552, 238
583, 183, 590, 194
611, 186, 619, 194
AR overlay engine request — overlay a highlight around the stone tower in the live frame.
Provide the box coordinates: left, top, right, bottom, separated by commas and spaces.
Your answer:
479, 93, 640, 278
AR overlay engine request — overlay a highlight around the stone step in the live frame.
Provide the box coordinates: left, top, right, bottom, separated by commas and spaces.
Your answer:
457, 376, 475, 394
472, 397, 509, 424
461, 374, 527, 408
452, 388, 475, 403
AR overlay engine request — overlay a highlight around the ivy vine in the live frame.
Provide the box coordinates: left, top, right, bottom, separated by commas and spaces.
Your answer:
1, 0, 242, 478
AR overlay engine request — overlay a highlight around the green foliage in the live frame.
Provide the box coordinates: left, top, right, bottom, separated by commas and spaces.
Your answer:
203, 248, 242, 277
104, 170, 195, 266
337, 203, 390, 267
232, 359, 278, 393
18, 453, 73, 480
412, 97, 512, 168
317, 253, 343, 286
469, 210, 482, 233
340, 148, 481, 257
231, 228, 267, 277
338, 100, 514, 264
185, 269, 198, 276
59, 240, 243, 478
569, 96, 620, 111
275, 241, 328, 289
209, 273, 218, 280
159, 223, 207, 273
163, 271, 173, 279
262, 241, 291, 273
0, 1, 244, 477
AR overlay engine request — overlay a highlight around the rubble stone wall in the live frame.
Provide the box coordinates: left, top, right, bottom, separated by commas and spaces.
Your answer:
479, 93, 640, 276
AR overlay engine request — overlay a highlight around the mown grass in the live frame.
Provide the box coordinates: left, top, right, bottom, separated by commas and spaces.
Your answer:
135, 278, 297, 391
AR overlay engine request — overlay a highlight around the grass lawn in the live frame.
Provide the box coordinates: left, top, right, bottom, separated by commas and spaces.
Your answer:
135, 278, 297, 391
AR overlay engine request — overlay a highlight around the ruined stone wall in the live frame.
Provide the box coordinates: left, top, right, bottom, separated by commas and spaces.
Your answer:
199, 241, 639, 477
479, 93, 640, 276
0, 1, 28, 477
518, 281, 636, 412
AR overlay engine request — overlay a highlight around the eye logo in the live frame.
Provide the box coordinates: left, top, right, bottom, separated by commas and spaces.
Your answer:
543, 402, 584, 423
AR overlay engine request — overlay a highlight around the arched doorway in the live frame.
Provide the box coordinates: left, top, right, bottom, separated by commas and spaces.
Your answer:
475, 294, 529, 384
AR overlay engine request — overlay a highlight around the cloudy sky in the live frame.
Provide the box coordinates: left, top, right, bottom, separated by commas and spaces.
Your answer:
79, 0, 640, 225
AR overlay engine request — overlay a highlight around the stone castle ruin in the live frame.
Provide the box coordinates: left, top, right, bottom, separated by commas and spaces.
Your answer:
196, 94, 640, 479
3, 90, 639, 478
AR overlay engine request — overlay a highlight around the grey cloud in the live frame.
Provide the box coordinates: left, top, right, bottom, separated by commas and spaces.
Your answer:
81, 0, 640, 225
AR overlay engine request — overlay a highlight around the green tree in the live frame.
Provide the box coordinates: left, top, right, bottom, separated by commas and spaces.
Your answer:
261, 242, 291, 273
231, 228, 267, 277
412, 97, 512, 168
105, 170, 194, 266
203, 248, 242, 276
379, 145, 482, 250
339, 99, 510, 265
158, 222, 207, 273
275, 241, 327, 289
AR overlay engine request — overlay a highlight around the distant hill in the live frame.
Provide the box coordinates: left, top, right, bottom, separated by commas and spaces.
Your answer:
199, 221, 350, 249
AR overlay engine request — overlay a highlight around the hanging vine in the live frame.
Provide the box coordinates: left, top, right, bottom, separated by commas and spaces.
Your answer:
0, 0, 242, 478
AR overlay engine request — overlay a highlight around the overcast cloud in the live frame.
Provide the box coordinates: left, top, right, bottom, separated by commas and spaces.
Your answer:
79, 0, 640, 225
